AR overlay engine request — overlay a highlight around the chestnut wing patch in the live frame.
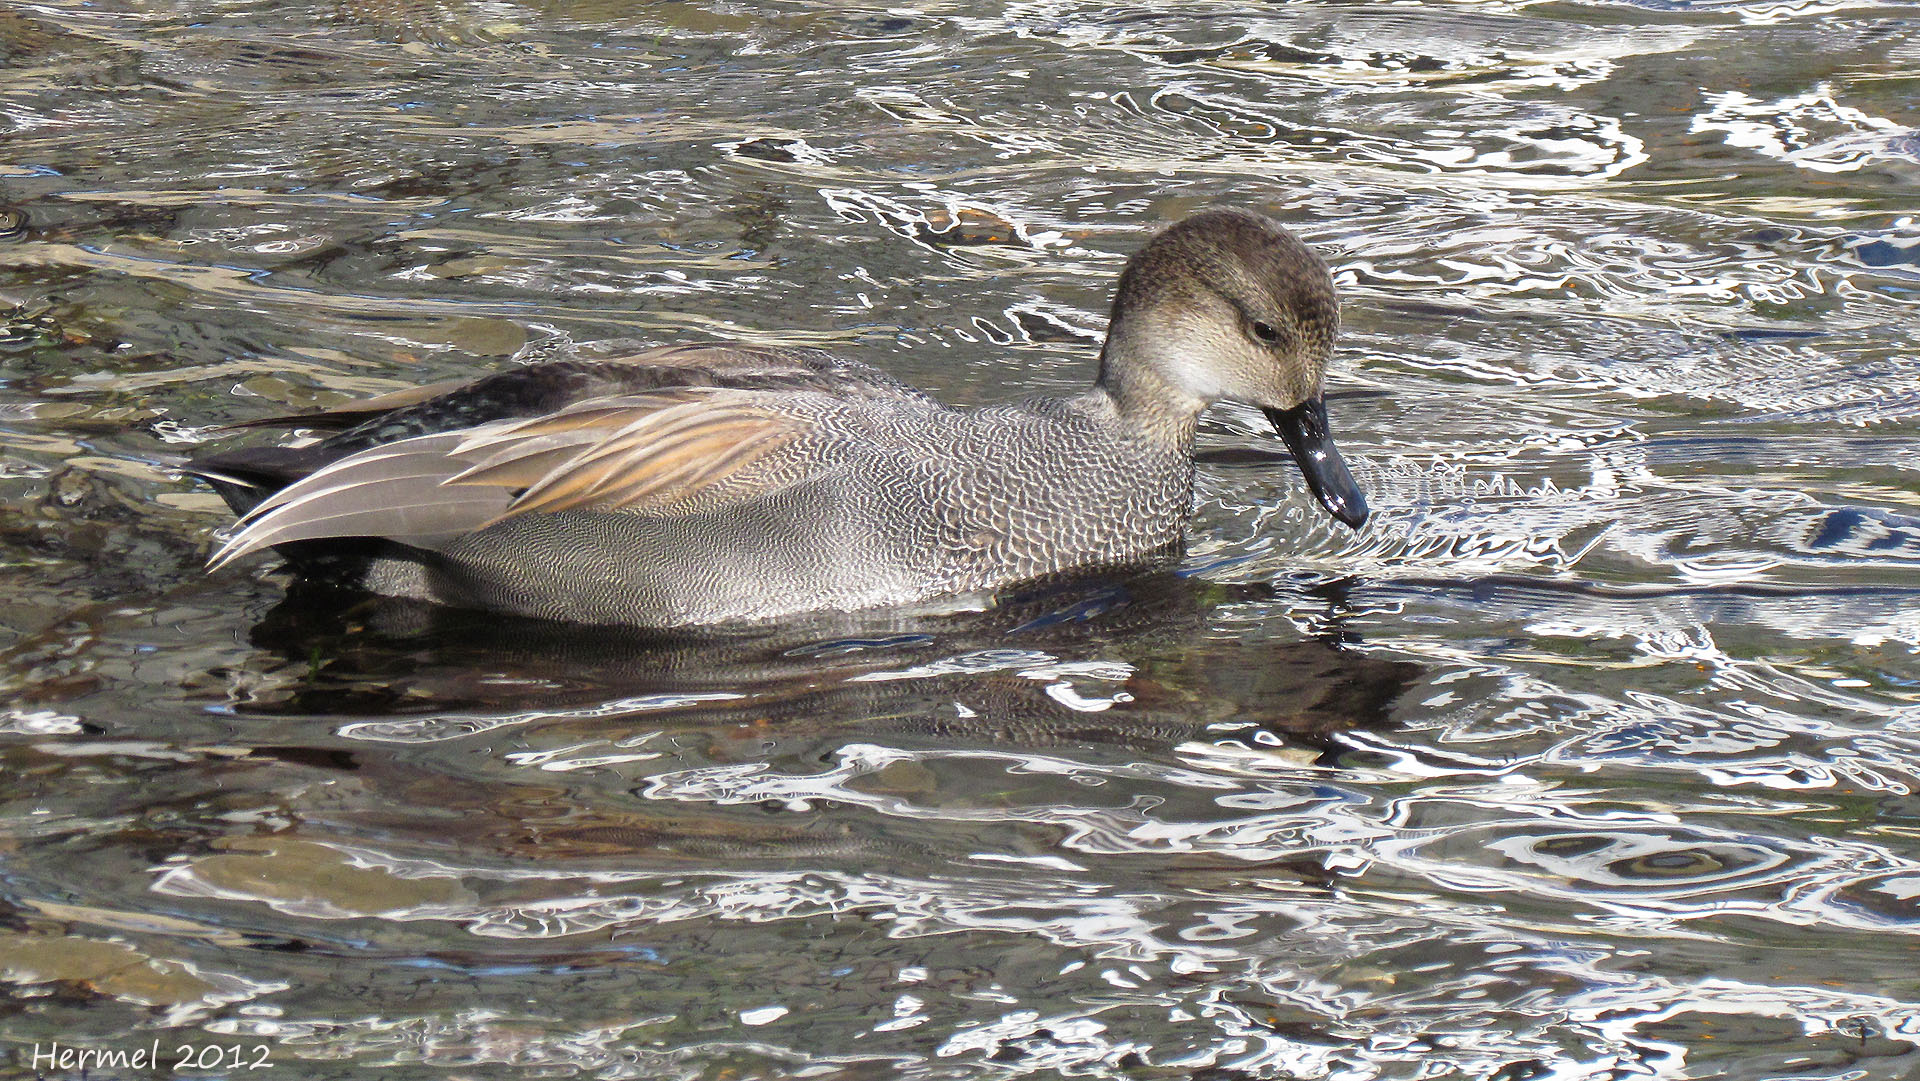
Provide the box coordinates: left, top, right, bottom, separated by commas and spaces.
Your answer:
208, 391, 813, 569
448, 393, 807, 519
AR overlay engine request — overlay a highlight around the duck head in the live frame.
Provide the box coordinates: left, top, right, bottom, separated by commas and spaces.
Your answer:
1098, 208, 1369, 529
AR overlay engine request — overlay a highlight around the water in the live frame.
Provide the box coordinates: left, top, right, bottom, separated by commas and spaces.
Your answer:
3, 0, 1919, 1077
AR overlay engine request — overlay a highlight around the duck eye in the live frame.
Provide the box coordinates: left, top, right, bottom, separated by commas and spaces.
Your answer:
1250, 320, 1282, 345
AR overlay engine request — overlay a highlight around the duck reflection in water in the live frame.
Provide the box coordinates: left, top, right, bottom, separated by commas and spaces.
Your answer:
234, 569, 1418, 766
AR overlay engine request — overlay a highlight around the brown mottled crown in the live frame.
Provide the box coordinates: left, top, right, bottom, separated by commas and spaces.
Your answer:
1110, 207, 1339, 366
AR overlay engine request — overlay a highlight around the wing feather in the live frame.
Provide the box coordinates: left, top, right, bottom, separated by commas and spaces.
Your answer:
211, 497, 508, 568
208, 431, 516, 568
441, 440, 589, 489
206, 390, 829, 568
505, 417, 797, 517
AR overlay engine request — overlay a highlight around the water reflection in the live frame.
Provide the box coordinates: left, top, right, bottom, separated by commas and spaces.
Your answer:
230, 573, 1417, 753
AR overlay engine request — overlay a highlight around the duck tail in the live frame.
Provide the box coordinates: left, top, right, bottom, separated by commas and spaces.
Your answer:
184, 445, 331, 518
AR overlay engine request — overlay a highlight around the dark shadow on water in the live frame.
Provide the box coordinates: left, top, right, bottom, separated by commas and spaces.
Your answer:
233, 567, 1423, 762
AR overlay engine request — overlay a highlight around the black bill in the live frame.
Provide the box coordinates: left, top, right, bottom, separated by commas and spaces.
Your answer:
1261, 397, 1369, 529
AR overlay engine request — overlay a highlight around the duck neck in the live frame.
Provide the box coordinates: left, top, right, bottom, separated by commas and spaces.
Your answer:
1092, 338, 1207, 454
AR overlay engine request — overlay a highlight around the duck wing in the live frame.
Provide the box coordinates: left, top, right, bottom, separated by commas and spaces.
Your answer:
193, 340, 935, 515
205, 386, 859, 570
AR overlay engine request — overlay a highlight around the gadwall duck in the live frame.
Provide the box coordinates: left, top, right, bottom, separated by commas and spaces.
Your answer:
195, 208, 1369, 626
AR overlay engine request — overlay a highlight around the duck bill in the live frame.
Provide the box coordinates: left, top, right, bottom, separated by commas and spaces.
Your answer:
1261, 398, 1369, 529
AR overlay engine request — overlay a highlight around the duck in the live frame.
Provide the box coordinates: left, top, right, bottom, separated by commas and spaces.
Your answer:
193, 208, 1370, 627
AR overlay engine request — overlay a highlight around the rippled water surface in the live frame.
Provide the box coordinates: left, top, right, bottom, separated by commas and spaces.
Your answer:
4, 1, 1920, 1077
